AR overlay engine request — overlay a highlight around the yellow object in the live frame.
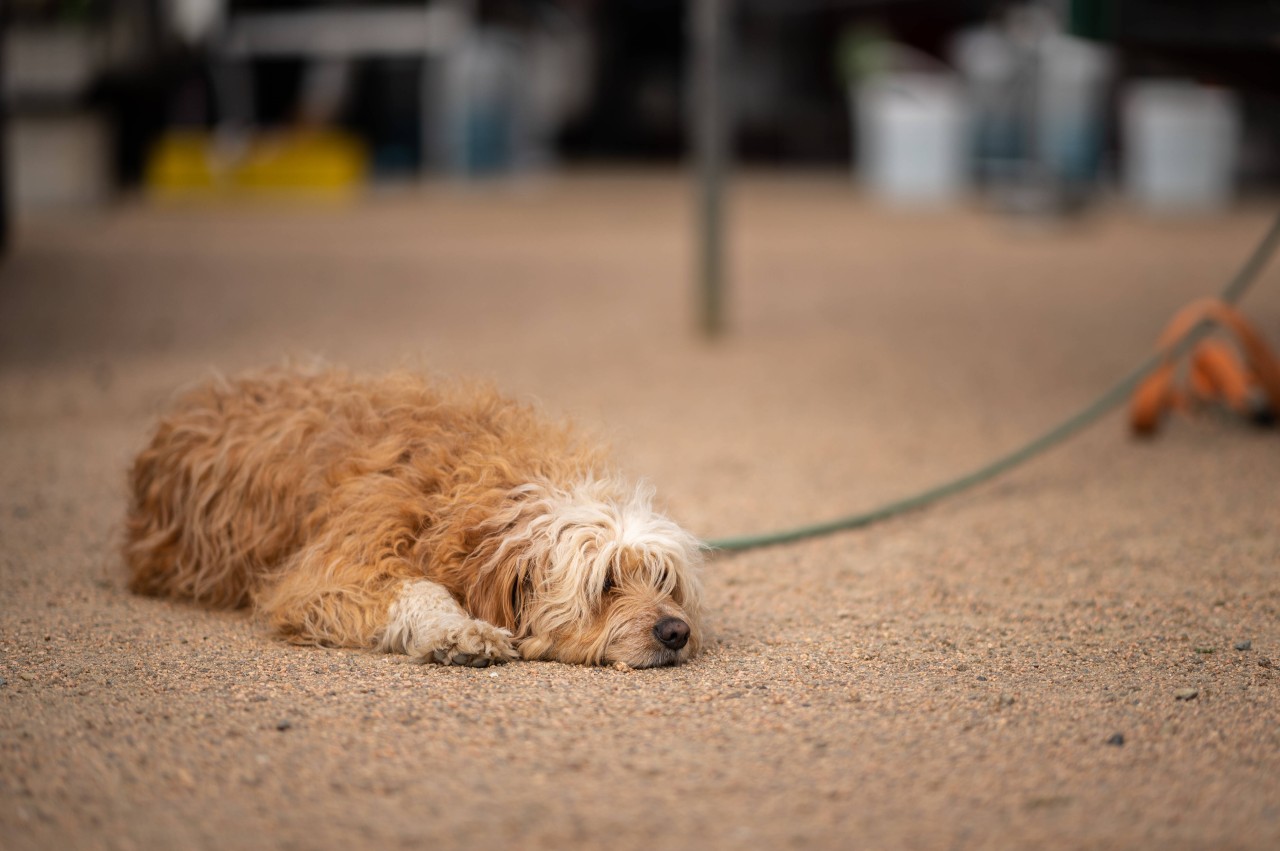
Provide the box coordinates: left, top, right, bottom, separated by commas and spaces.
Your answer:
146, 130, 368, 199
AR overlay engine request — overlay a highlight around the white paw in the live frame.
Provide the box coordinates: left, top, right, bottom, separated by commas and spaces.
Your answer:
424, 619, 518, 668
382, 580, 520, 667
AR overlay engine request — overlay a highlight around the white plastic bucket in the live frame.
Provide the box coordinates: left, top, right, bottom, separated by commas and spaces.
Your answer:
855, 73, 969, 205
1122, 81, 1240, 213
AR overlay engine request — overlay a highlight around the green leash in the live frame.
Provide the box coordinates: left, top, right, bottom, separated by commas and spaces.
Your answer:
703, 211, 1280, 553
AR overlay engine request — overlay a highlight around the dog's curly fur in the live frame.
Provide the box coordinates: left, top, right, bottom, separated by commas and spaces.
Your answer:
123, 367, 704, 668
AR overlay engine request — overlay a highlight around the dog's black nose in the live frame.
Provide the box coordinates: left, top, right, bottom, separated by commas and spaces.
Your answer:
653, 617, 690, 651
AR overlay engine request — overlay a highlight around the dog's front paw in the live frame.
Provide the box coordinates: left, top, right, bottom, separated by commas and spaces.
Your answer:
383, 581, 520, 667
424, 619, 518, 668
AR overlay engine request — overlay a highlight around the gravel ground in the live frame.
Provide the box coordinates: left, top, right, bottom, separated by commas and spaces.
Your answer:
2, 174, 1279, 850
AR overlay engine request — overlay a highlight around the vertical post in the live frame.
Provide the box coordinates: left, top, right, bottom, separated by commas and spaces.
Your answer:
692, 0, 727, 338
0, 3, 9, 258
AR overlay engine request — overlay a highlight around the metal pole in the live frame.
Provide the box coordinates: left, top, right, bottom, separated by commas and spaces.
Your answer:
0, 4, 10, 258
692, 0, 727, 337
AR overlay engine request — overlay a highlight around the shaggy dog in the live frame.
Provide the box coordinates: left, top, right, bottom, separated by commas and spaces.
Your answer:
123, 368, 704, 668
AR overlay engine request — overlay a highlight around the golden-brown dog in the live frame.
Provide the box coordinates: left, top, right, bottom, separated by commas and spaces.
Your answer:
123, 367, 703, 668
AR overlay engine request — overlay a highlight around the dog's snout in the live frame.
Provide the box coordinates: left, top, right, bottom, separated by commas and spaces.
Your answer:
653, 617, 690, 651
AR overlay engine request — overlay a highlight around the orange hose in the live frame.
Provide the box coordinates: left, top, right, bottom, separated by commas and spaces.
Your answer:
1130, 362, 1177, 436
1130, 298, 1280, 434
1191, 339, 1253, 412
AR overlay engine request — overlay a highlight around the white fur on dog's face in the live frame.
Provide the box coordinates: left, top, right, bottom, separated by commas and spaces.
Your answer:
475, 480, 704, 668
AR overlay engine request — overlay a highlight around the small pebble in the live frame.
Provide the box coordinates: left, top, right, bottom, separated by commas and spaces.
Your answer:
1174, 688, 1199, 701
276, 719, 292, 731
1105, 733, 1125, 747
976, 675, 988, 682
1234, 640, 1252, 651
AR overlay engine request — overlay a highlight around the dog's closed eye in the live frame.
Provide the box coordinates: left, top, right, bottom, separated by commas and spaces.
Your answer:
602, 574, 615, 595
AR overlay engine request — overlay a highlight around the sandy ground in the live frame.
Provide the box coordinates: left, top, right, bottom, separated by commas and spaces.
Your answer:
2, 173, 1279, 850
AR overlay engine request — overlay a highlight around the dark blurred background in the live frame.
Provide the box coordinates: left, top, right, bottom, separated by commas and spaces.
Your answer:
3, 1, 1280, 243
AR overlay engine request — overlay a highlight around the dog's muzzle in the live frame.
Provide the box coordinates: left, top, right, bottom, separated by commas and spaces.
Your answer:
652, 617, 690, 651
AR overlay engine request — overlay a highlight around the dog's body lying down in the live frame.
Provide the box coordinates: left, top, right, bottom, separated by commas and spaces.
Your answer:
123, 368, 703, 668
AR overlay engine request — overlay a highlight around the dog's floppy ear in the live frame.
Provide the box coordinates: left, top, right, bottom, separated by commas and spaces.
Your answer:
461, 542, 528, 633
508, 572, 532, 628
454, 486, 548, 633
